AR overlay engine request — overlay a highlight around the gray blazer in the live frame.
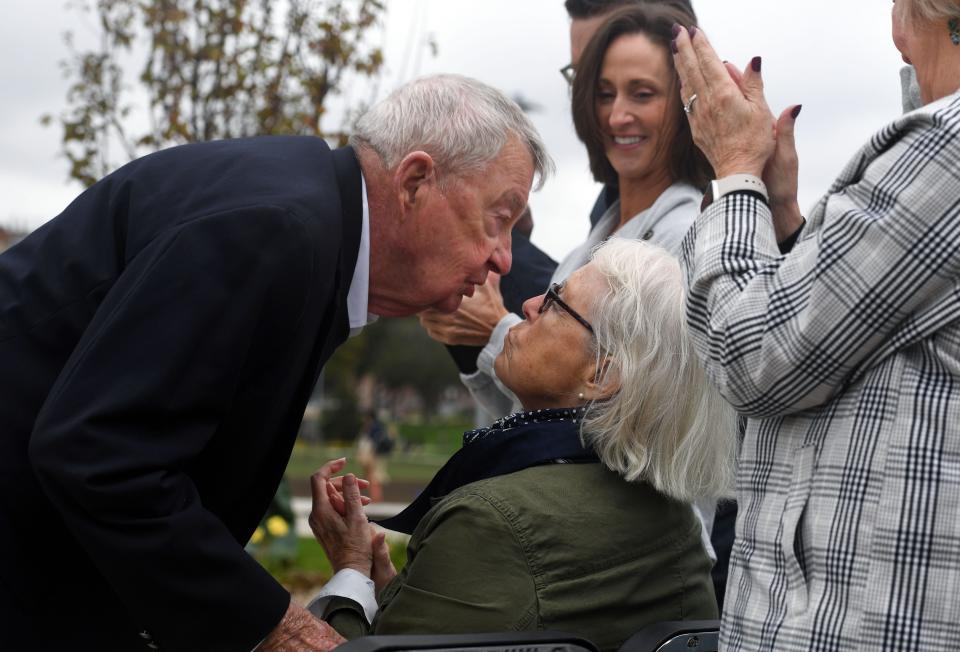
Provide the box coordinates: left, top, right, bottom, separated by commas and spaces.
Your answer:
682, 90, 960, 650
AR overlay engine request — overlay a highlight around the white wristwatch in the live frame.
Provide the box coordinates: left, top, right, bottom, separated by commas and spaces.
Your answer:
701, 174, 768, 210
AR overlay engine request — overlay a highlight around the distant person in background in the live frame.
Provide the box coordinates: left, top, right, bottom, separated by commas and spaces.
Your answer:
672, 0, 960, 646
309, 239, 736, 651
356, 411, 392, 502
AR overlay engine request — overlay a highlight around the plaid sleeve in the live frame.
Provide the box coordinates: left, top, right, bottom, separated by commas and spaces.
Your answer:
683, 97, 960, 418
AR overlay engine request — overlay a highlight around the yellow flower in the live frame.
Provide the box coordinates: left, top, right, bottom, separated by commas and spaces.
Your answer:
250, 526, 265, 545
266, 515, 290, 538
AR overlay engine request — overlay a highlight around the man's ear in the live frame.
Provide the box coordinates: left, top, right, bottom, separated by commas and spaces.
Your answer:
393, 151, 435, 209
582, 356, 620, 402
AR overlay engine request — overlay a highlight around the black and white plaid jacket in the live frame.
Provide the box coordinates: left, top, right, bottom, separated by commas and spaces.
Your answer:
683, 91, 960, 650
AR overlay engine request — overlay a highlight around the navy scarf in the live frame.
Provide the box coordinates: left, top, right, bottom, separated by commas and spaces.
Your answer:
376, 407, 599, 534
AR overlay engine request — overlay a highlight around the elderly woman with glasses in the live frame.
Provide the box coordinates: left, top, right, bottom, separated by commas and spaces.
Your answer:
306, 239, 736, 652
671, 0, 960, 649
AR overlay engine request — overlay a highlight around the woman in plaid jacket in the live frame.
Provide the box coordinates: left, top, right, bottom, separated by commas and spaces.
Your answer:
672, 1, 960, 649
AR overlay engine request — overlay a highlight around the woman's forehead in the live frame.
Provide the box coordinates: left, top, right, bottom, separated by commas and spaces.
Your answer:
565, 264, 604, 304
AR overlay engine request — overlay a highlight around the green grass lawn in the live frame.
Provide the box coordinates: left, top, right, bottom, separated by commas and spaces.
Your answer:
258, 536, 408, 595
285, 445, 449, 484
286, 418, 472, 484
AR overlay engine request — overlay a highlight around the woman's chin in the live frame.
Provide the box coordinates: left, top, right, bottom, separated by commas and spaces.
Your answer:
493, 353, 506, 381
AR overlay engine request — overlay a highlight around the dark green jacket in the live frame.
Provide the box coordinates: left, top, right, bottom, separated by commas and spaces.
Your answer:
326, 463, 716, 651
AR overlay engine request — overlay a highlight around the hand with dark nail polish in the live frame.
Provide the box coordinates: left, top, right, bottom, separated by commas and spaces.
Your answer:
671, 39, 679, 55
764, 104, 804, 242
671, 19, 776, 179
671, 23, 682, 38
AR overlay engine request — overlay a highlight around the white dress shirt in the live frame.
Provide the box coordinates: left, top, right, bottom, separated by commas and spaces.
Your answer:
346, 174, 377, 335
304, 173, 380, 627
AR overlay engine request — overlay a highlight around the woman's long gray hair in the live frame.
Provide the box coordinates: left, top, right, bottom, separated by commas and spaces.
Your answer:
581, 239, 737, 501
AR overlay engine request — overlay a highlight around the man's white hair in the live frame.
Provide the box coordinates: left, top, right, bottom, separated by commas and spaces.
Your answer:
581, 239, 737, 501
350, 74, 554, 190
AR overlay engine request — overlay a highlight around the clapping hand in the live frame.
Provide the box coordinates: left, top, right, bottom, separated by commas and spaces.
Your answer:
672, 25, 774, 179
720, 60, 805, 242
674, 25, 804, 242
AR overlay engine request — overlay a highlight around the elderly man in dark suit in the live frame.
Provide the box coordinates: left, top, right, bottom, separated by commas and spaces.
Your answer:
0, 73, 550, 652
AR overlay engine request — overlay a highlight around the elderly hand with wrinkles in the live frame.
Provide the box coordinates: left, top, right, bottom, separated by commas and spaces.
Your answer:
308, 458, 376, 575
308, 459, 398, 591
419, 272, 509, 347
671, 25, 775, 178
672, 24, 805, 240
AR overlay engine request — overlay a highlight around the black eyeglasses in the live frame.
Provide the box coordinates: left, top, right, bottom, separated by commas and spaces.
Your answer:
539, 283, 594, 333
559, 63, 575, 85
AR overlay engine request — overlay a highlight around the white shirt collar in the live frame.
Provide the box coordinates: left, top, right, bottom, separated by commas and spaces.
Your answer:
346, 172, 377, 337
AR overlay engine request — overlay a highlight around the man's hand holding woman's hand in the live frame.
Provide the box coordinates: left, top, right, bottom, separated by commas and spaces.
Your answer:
257, 601, 346, 652
260, 457, 377, 651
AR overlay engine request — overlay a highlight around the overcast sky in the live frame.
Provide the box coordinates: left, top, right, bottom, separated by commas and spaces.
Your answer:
1, 1, 905, 260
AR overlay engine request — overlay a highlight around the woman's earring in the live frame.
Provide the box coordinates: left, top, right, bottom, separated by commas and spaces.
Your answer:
578, 392, 585, 401
950, 18, 960, 46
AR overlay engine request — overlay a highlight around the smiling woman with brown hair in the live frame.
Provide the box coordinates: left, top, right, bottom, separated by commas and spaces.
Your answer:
571, 3, 711, 204
307, 239, 736, 652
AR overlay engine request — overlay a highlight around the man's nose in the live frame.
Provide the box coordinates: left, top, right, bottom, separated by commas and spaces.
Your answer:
489, 236, 512, 275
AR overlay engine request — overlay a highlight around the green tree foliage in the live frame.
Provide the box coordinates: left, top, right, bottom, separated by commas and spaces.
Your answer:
320, 332, 367, 440
42, 0, 385, 186
321, 318, 463, 437
359, 317, 461, 412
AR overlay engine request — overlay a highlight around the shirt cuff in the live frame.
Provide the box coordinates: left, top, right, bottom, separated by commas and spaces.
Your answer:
307, 569, 378, 625
477, 313, 522, 378
461, 367, 518, 418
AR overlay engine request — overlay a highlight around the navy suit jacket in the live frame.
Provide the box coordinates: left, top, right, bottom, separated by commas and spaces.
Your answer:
0, 137, 362, 651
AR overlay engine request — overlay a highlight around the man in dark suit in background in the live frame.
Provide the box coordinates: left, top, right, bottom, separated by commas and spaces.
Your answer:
0, 74, 550, 652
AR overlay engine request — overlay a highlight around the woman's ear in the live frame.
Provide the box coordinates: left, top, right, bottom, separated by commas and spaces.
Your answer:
394, 151, 435, 209
582, 355, 620, 402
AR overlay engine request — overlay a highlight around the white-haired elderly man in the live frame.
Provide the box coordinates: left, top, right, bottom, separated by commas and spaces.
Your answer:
0, 74, 551, 652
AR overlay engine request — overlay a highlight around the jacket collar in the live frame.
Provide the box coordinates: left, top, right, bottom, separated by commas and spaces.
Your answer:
377, 408, 598, 534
